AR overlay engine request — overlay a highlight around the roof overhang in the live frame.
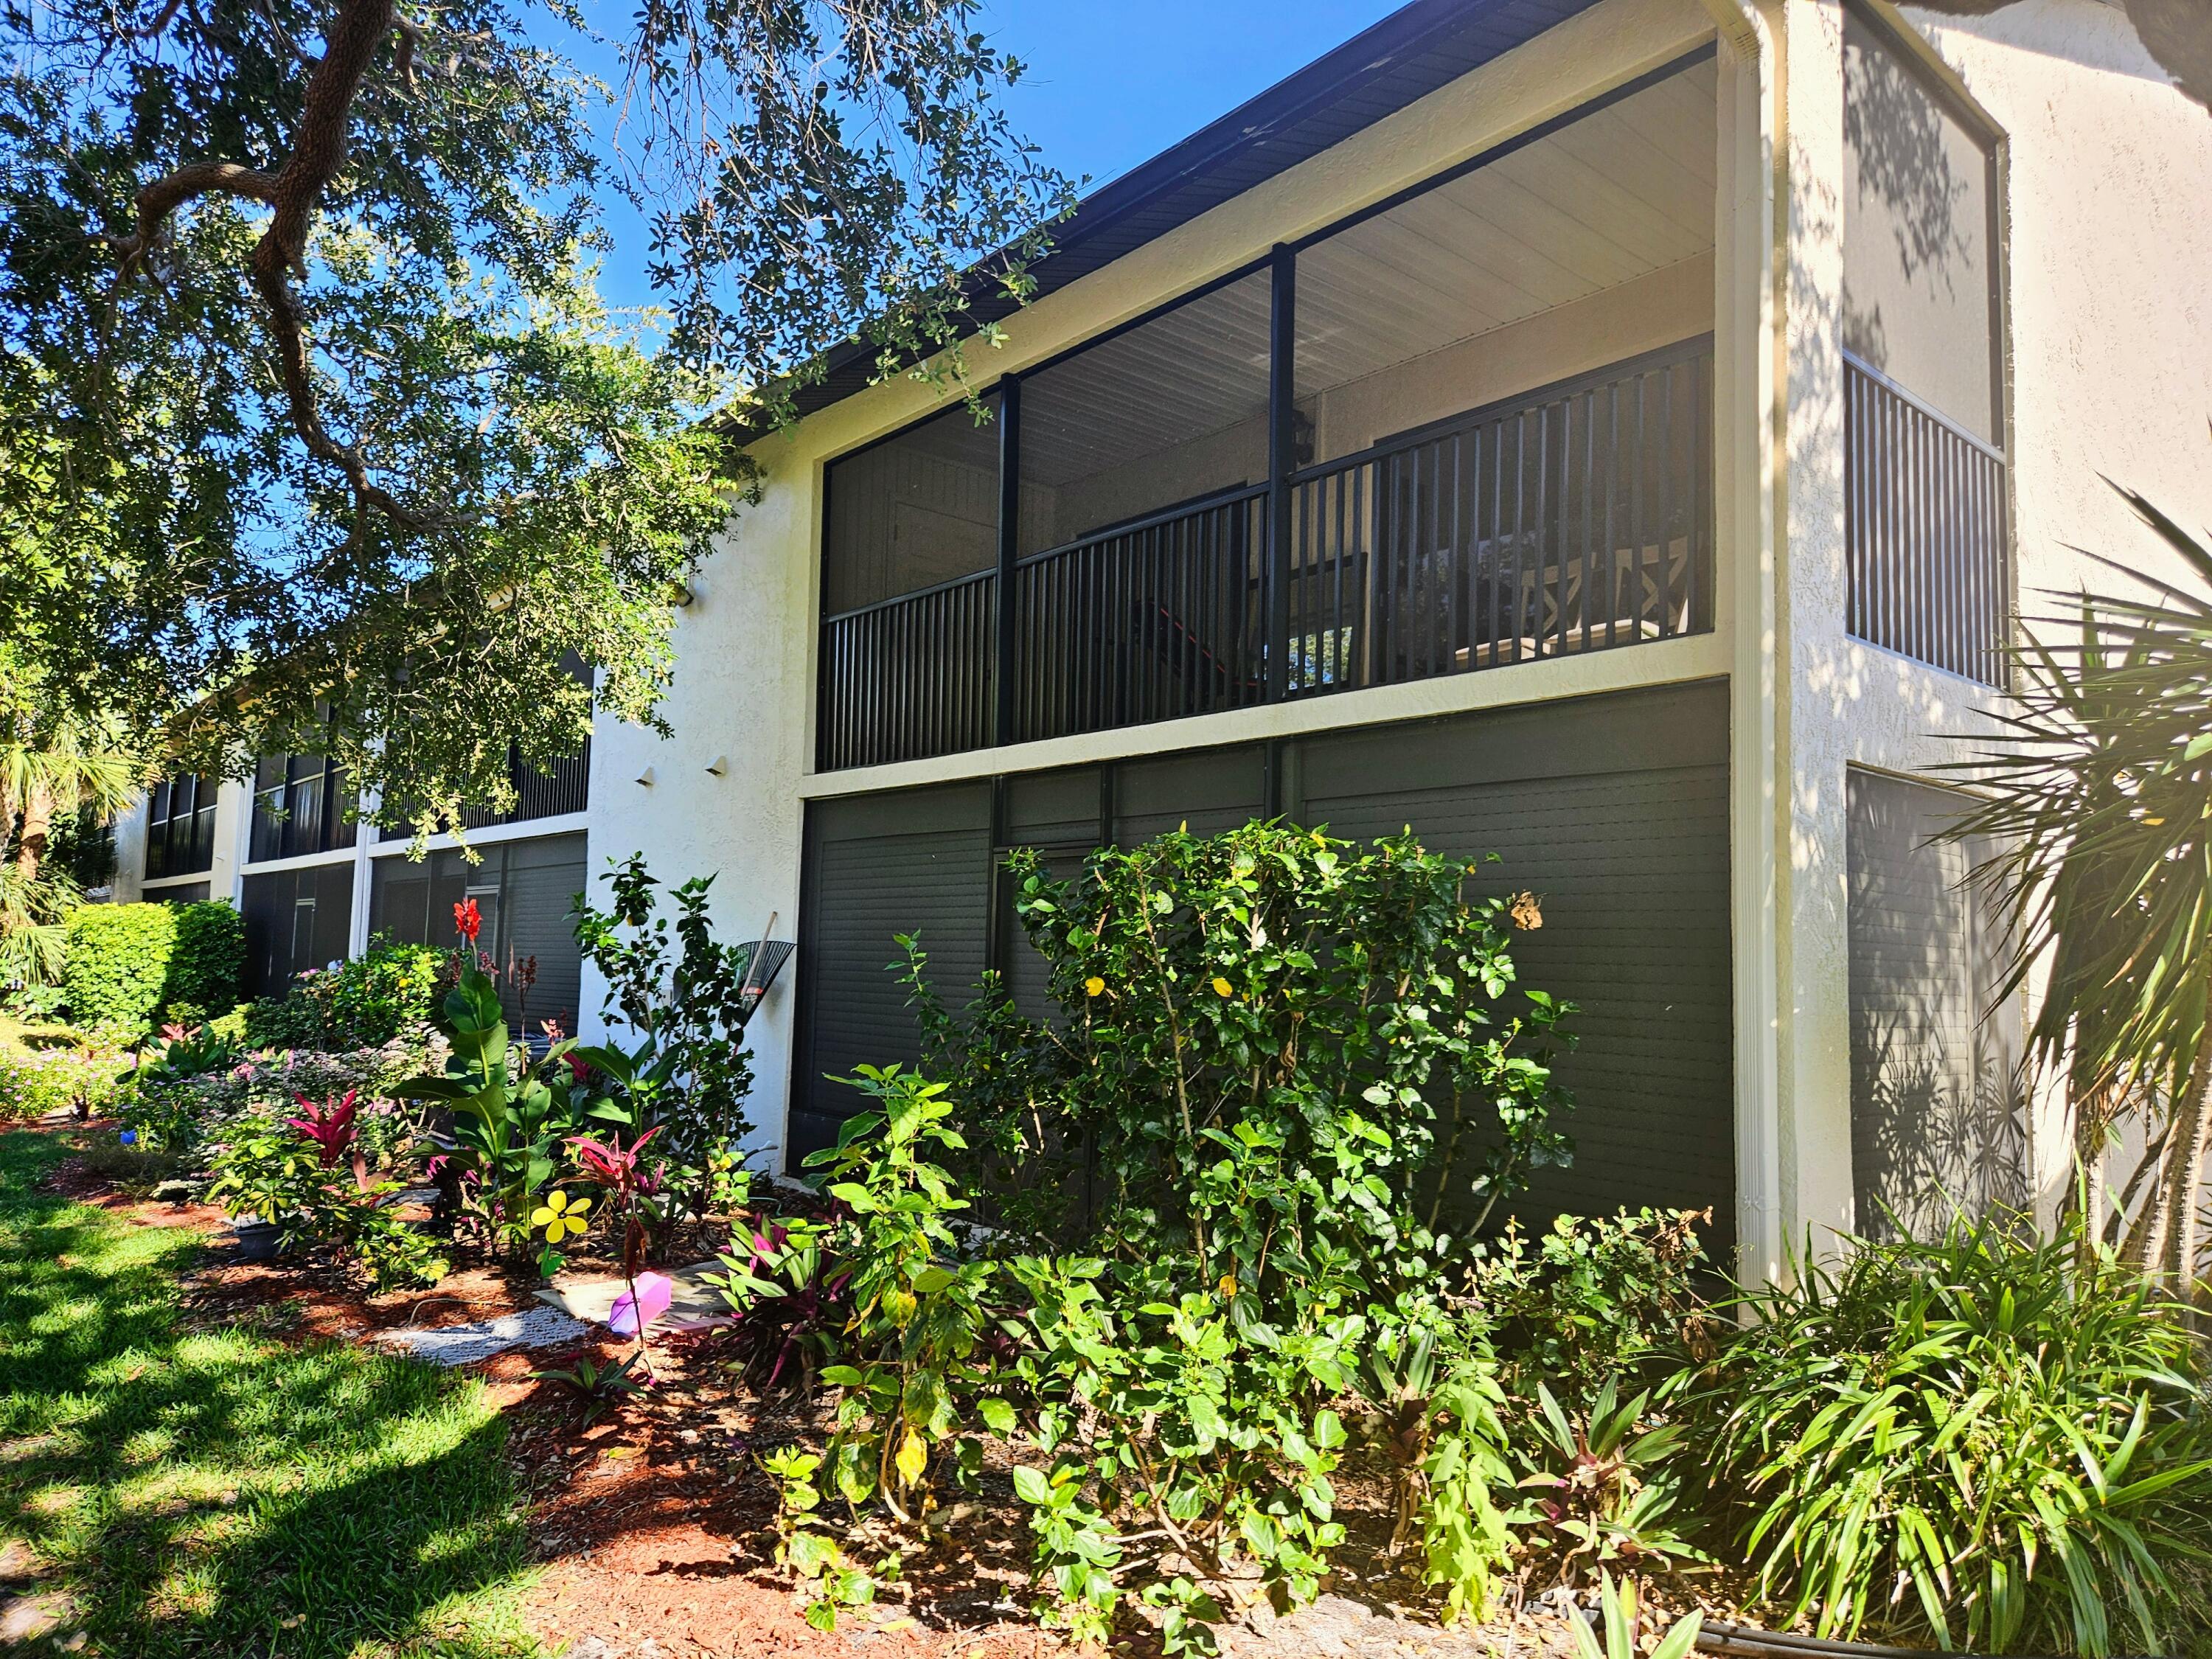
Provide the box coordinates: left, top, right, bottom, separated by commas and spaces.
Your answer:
750, 0, 1610, 435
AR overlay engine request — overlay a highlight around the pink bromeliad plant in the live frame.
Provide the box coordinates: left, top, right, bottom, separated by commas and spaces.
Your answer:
287, 1089, 371, 1192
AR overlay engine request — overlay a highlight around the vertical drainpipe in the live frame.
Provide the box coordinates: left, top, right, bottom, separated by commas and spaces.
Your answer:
1700, 0, 1789, 1290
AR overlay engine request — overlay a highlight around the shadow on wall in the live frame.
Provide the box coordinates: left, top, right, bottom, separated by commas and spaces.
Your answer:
1846, 768, 2028, 1241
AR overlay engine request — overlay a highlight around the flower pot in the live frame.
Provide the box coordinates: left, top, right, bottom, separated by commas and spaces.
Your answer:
232, 1220, 285, 1262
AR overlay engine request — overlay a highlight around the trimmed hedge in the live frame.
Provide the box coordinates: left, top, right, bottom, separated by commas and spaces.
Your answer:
164, 901, 245, 1019
63, 904, 175, 1037
60, 900, 243, 1037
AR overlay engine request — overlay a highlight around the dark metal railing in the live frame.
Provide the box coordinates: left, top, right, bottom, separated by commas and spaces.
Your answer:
817, 568, 998, 772
1012, 487, 1267, 744
1287, 339, 1712, 695
1844, 352, 2008, 687
814, 340, 1715, 772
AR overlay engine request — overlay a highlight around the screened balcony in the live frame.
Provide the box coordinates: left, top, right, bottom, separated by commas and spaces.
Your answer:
817, 56, 1718, 773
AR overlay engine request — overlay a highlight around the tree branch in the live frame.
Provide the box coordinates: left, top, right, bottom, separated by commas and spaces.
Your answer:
113, 0, 443, 528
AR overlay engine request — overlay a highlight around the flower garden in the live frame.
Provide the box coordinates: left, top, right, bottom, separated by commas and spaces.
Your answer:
3, 823, 2211, 1659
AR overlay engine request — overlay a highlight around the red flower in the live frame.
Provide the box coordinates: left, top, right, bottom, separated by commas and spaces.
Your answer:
566, 1126, 661, 1194
286, 1090, 360, 1168
453, 897, 482, 945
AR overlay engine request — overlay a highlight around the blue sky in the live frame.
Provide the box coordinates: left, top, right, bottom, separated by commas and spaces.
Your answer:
582, 0, 1405, 315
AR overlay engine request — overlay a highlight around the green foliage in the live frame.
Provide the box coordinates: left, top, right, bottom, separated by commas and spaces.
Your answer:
1, 0, 1068, 827
163, 901, 244, 1018
1510, 1379, 1703, 1581
913, 821, 1575, 1281
573, 854, 758, 1217
528, 1350, 648, 1429
242, 936, 443, 1052
1691, 1216, 2212, 1655
1469, 1208, 1716, 1407
1566, 1574, 1705, 1659
397, 954, 585, 1257
207, 1115, 448, 1289
1411, 1349, 1517, 1625
0, 1127, 532, 1657
802, 1067, 998, 1523
62, 902, 176, 1037
0, 1038, 134, 1123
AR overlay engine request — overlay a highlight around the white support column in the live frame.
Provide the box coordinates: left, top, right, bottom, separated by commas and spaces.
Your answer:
1773, 0, 1858, 1262
215, 777, 251, 905
1708, 0, 1787, 1287
1709, 0, 1860, 1283
347, 802, 375, 959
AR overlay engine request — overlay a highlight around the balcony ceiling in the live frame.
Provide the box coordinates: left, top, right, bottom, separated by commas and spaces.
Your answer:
1012, 60, 1717, 492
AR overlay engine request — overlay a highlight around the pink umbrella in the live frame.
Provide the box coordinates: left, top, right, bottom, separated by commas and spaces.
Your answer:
608, 1271, 673, 1337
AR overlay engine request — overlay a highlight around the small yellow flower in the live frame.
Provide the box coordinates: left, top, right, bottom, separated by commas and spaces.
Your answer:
530, 1189, 592, 1243
1084, 975, 1105, 998
1218, 1273, 1238, 1298
1212, 976, 1234, 998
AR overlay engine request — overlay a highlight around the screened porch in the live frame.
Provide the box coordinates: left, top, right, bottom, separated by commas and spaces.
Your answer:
816, 55, 1719, 773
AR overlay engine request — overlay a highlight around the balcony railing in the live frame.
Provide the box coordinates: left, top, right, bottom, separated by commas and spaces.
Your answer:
1844, 352, 2008, 687
815, 338, 1714, 771
1285, 341, 1711, 693
378, 742, 593, 841
818, 568, 997, 773
1012, 487, 1268, 745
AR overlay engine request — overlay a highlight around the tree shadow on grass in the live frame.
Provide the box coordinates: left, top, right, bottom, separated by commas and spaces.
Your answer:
0, 1129, 541, 1658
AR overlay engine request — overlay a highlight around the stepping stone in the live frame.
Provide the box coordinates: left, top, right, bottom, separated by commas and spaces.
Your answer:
536, 1261, 735, 1332
374, 1304, 589, 1366
0, 1590, 74, 1644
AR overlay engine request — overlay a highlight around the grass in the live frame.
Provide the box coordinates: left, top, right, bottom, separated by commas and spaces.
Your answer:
0, 1126, 545, 1658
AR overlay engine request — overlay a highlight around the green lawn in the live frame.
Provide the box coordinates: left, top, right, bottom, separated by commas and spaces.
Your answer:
0, 1127, 543, 1658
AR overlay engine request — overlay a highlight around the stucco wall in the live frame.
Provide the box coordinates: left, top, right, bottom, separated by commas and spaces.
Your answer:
1784, 0, 2212, 1228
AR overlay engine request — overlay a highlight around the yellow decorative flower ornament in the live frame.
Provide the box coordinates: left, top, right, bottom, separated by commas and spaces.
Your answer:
531, 1189, 592, 1242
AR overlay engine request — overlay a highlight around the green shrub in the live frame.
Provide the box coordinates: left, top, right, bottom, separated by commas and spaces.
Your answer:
164, 901, 244, 1018
1691, 1217, 2212, 1655
63, 902, 176, 1037
243, 936, 443, 1052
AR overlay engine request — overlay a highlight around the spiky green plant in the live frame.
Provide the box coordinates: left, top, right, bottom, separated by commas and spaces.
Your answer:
1692, 1215, 2212, 1655
1950, 483, 2212, 1281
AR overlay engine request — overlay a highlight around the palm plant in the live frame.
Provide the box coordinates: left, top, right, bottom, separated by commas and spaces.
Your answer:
0, 714, 142, 886
1950, 481, 2212, 1287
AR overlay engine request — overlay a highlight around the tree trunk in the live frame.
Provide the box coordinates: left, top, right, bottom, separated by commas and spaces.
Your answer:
13, 779, 52, 884
2154, 980, 2212, 1297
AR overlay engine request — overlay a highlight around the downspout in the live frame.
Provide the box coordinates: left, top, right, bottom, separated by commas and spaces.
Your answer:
1700, 0, 1791, 1289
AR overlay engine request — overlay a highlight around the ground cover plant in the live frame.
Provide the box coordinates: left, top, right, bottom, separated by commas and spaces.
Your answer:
0, 1127, 537, 1657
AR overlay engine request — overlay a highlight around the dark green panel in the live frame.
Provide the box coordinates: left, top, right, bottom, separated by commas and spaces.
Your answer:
794, 784, 993, 1163
1298, 680, 1735, 1242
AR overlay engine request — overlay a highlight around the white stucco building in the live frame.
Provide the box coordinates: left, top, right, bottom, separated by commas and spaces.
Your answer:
116, 0, 2212, 1281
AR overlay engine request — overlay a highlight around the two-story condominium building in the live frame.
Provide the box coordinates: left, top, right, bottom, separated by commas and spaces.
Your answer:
115, 0, 2212, 1281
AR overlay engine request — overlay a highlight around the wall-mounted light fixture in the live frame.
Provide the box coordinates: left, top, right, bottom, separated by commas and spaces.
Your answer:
706, 755, 728, 777
668, 582, 696, 608
636, 766, 655, 787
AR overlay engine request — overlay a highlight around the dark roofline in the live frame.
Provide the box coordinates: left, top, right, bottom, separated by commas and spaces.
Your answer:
767, 0, 1607, 431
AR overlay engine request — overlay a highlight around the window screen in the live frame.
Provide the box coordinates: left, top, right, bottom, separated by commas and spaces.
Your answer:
823, 394, 1003, 617
250, 754, 352, 862
145, 775, 218, 879
1846, 770, 2025, 1238
369, 832, 587, 1035
1017, 273, 1271, 557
